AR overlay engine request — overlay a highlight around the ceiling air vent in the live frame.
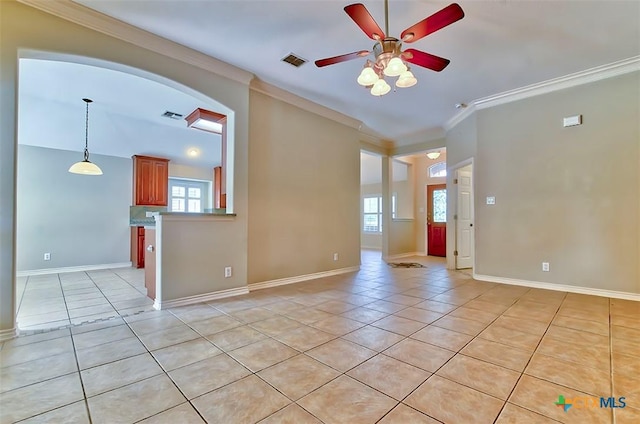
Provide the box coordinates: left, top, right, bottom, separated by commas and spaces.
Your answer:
281, 53, 307, 68
162, 111, 183, 120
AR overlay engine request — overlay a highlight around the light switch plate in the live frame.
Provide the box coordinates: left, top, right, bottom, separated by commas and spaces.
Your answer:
486, 196, 496, 205
563, 115, 582, 127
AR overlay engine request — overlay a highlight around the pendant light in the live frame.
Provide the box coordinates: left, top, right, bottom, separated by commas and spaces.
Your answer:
69, 98, 103, 175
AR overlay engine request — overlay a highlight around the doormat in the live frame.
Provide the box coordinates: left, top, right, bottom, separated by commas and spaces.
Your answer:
388, 262, 426, 268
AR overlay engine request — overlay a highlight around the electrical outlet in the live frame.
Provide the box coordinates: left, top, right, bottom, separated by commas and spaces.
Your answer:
333, 253, 339, 261
542, 262, 550, 272
224, 266, 232, 278
44, 253, 51, 261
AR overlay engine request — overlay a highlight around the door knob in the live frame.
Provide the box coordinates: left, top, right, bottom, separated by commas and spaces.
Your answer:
146, 245, 154, 252
470, 223, 473, 227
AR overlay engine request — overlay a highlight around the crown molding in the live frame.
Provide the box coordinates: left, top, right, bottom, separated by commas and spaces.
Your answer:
474, 56, 640, 110
442, 56, 640, 134
17, 0, 254, 85
250, 79, 362, 130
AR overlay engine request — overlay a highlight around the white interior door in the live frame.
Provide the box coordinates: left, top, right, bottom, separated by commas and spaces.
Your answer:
456, 167, 474, 269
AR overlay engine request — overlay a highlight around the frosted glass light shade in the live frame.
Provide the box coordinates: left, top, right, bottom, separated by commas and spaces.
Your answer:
357, 67, 379, 86
396, 70, 417, 88
371, 79, 391, 96
426, 152, 441, 160
383, 57, 407, 77
69, 160, 103, 175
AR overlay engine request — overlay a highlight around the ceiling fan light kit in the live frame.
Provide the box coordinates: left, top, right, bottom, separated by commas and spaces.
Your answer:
316, 1, 464, 97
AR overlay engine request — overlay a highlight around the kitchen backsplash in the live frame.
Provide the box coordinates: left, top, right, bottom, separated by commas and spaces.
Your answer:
129, 206, 167, 226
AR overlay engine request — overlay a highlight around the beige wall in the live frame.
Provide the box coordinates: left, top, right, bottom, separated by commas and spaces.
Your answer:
471, 72, 639, 293
247, 90, 361, 284
0, 1, 250, 333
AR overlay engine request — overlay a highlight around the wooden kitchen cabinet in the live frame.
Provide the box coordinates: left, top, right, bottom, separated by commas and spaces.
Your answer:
131, 226, 145, 268
133, 155, 169, 206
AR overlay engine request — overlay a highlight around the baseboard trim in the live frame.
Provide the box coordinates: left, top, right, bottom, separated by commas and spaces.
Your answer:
473, 273, 640, 301
154, 286, 250, 310
0, 327, 19, 342
249, 266, 360, 291
385, 252, 421, 261
17, 262, 133, 277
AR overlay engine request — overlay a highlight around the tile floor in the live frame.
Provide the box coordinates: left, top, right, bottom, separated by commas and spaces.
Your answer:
15, 268, 153, 331
1, 251, 639, 423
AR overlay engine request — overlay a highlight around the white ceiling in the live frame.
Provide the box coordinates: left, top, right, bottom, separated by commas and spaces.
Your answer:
18, 58, 223, 168
73, 0, 640, 145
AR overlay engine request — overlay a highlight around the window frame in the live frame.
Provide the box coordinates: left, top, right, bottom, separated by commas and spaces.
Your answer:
168, 178, 209, 213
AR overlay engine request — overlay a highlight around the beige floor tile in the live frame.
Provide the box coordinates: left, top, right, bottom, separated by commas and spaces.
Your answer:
525, 352, 611, 397
205, 324, 267, 351
0, 373, 84, 423
261, 300, 306, 314
273, 325, 336, 352
228, 338, 298, 372
347, 354, 431, 400
405, 375, 504, 424
309, 315, 366, 336
168, 304, 223, 323
127, 314, 185, 335
612, 351, 640, 375
509, 375, 612, 424
339, 306, 389, 324
449, 306, 500, 324
76, 336, 147, 370
169, 353, 250, 399
495, 403, 561, 424
192, 375, 290, 423
436, 354, 521, 400
342, 325, 405, 351
371, 315, 426, 336
460, 338, 532, 372
137, 325, 201, 351
383, 338, 454, 372
228, 306, 279, 323
138, 402, 205, 423
537, 336, 609, 370
614, 406, 640, 424
479, 324, 541, 351
87, 374, 185, 424
411, 325, 473, 352
551, 315, 608, 336
249, 316, 303, 337
306, 338, 376, 372
492, 315, 549, 337
613, 373, 640, 400
0, 352, 77, 393
257, 354, 340, 400
1, 328, 70, 350
259, 403, 322, 423
18, 400, 90, 424
612, 330, 640, 358
364, 299, 409, 313
503, 304, 556, 323
188, 315, 243, 335
610, 299, 640, 317
545, 325, 610, 348
611, 314, 640, 329
1, 336, 74, 369
393, 307, 444, 324
384, 294, 424, 306
432, 315, 487, 336
285, 307, 334, 324
556, 306, 609, 324
81, 353, 163, 397
463, 299, 510, 314
378, 404, 440, 423
314, 299, 359, 314
298, 375, 397, 424
151, 338, 221, 371
413, 299, 458, 314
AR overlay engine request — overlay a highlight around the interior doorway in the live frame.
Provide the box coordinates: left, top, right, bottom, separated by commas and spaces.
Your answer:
427, 184, 447, 257
455, 164, 474, 269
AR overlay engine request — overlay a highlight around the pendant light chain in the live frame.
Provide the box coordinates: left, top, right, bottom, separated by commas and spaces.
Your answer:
83, 98, 92, 161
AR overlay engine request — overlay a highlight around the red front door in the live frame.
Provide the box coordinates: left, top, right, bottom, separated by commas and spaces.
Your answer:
427, 184, 447, 257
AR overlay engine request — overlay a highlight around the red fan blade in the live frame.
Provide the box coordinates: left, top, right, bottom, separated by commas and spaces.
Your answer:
403, 49, 450, 72
315, 50, 369, 67
401, 3, 464, 43
344, 3, 385, 40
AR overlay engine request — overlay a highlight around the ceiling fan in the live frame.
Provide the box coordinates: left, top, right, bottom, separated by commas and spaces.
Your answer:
315, 1, 464, 96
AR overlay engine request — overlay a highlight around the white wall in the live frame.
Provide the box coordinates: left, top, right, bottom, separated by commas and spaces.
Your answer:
16, 146, 131, 271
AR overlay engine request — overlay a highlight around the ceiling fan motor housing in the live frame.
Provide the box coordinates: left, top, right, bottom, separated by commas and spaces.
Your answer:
373, 38, 402, 71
